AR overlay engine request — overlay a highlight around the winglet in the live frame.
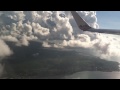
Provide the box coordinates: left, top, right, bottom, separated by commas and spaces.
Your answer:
71, 11, 92, 31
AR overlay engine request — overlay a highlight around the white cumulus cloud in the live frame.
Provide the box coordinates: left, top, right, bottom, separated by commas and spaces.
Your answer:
0, 11, 120, 63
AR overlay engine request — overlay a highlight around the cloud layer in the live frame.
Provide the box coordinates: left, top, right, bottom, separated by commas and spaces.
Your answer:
0, 11, 120, 63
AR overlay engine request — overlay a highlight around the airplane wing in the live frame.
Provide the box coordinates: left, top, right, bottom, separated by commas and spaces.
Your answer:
71, 11, 120, 35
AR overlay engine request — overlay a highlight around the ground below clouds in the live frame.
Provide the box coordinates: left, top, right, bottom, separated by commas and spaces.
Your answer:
0, 41, 119, 79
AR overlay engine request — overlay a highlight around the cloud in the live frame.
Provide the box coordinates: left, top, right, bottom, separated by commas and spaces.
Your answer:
42, 41, 51, 48
0, 39, 13, 77
0, 39, 13, 58
0, 11, 120, 63
91, 34, 120, 62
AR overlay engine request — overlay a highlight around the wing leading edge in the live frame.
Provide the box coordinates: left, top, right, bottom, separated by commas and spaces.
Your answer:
71, 11, 120, 35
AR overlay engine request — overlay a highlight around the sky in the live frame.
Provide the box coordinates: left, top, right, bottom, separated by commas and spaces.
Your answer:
96, 11, 120, 29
